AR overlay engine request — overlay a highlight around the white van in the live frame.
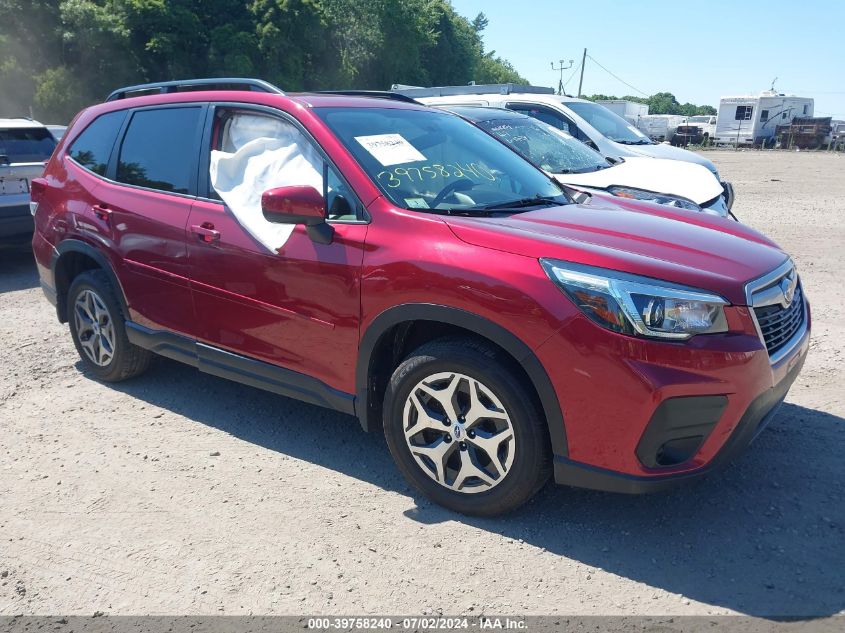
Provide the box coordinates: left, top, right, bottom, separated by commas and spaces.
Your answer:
394, 84, 733, 209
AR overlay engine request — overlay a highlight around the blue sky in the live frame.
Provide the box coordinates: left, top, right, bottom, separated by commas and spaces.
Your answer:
451, 0, 845, 118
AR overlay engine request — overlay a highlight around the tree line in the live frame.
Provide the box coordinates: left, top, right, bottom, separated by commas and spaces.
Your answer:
585, 92, 717, 116
0, 0, 526, 123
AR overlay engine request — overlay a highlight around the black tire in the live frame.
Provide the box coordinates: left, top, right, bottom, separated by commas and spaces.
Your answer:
383, 337, 552, 516
67, 270, 151, 382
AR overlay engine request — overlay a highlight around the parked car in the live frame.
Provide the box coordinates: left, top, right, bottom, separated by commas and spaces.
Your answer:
686, 115, 717, 140
1, 118, 57, 242
32, 79, 809, 516
394, 83, 734, 209
47, 125, 68, 141
671, 124, 705, 147
636, 114, 686, 143
442, 105, 731, 216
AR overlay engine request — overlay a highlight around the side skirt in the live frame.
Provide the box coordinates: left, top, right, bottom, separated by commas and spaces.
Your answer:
125, 322, 356, 416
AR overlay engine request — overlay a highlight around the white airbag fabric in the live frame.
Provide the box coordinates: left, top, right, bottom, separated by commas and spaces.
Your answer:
210, 115, 322, 252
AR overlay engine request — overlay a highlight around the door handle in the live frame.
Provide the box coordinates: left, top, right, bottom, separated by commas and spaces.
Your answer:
191, 222, 220, 244
92, 203, 112, 223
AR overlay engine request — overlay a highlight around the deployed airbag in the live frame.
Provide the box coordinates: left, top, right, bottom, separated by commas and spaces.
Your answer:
209, 114, 323, 252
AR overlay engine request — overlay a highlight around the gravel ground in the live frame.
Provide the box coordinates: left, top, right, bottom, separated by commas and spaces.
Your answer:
1, 150, 843, 617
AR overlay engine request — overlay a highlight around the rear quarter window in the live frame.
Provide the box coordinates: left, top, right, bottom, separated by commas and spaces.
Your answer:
0, 127, 57, 163
67, 110, 127, 176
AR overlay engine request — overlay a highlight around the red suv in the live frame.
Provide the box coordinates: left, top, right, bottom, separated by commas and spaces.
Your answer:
31, 79, 810, 515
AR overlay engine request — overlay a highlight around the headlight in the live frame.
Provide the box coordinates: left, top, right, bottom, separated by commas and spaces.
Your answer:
607, 186, 701, 212
541, 260, 729, 340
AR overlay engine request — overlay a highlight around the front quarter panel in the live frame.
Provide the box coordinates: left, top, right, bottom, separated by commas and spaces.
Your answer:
360, 200, 577, 354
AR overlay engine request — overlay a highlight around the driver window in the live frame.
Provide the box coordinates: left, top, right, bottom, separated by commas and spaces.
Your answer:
208, 109, 359, 223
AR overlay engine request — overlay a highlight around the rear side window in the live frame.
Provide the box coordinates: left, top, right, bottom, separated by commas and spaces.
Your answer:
506, 103, 589, 142
0, 127, 57, 163
116, 107, 201, 194
508, 103, 573, 132
68, 111, 125, 175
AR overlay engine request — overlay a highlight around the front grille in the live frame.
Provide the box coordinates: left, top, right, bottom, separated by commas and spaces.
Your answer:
753, 284, 804, 355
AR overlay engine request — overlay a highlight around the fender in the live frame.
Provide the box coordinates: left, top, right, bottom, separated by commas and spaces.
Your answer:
356, 303, 569, 458
51, 238, 129, 323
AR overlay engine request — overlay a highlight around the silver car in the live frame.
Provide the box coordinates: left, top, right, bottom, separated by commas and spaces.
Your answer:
0, 118, 57, 241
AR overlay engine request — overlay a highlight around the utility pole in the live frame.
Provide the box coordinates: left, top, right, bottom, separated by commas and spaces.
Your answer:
577, 48, 587, 98
550, 59, 574, 95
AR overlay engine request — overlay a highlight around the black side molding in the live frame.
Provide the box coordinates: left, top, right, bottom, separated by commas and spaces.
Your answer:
125, 322, 355, 416
356, 303, 568, 458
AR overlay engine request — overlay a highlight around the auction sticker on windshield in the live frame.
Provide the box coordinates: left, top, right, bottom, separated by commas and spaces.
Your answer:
355, 133, 426, 166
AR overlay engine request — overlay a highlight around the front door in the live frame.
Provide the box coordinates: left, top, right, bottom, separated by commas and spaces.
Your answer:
186, 106, 367, 396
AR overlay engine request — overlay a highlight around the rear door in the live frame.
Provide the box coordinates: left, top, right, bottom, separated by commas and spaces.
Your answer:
92, 105, 205, 334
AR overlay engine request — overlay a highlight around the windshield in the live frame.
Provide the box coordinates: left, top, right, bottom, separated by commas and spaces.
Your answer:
564, 102, 652, 145
689, 116, 710, 123
476, 116, 610, 174
0, 127, 57, 163
315, 107, 568, 212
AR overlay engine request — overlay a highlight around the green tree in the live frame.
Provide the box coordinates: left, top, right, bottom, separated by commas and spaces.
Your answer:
586, 92, 715, 116
471, 11, 488, 33
33, 65, 86, 121
475, 53, 526, 84
2, 0, 533, 121
250, 0, 327, 89
646, 91, 681, 115
421, 0, 481, 86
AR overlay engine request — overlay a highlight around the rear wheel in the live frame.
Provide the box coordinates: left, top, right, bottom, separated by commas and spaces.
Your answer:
383, 338, 551, 516
67, 270, 151, 382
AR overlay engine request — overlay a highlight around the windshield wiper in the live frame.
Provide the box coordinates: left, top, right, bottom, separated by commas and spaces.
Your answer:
479, 196, 564, 211
434, 207, 497, 217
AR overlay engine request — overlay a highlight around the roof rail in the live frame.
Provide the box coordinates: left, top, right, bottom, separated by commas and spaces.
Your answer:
315, 90, 419, 104
390, 83, 555, 99
106, 78, 284, 102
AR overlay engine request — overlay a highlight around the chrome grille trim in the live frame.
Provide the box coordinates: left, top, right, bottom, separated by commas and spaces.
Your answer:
744, 259, 808, 365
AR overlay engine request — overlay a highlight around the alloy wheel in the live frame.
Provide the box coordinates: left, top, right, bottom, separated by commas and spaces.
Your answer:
402, 371, 516, 493
73, 289, 116, 367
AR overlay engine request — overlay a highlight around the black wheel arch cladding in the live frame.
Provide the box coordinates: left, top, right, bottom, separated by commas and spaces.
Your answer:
355, 303, 568, 458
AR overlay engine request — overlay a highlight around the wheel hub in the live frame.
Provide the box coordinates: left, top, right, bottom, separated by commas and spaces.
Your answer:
402, 371, 516, 494
73, 289, 116, 367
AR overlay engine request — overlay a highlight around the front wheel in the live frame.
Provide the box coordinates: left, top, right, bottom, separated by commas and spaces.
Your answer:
383, 338, 551, 516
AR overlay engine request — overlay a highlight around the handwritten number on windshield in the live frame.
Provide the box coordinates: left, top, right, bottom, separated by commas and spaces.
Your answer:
378, 162, 496, 188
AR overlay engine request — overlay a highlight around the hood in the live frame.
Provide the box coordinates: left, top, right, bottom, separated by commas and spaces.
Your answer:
444, 199, 786, 305
554, 156, 724, 206
617, 141, 719, 177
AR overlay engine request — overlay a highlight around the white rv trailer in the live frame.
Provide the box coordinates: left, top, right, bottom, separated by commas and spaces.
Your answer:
596, 100, 649, 126
713, 91, 814, 146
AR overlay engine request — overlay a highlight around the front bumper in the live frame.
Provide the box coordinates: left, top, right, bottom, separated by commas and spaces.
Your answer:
536, 300, 810, 493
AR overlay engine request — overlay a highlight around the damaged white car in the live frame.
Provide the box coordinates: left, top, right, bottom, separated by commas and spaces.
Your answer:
443, 106, 733, 218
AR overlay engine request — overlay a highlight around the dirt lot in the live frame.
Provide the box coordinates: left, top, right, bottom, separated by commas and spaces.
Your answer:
1, 150, 843, 617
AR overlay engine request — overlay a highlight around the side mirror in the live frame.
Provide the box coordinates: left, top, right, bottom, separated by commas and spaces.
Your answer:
261, 185, 334, 245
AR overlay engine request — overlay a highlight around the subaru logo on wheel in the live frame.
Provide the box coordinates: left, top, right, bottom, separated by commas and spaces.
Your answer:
780, 274, 797, 307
